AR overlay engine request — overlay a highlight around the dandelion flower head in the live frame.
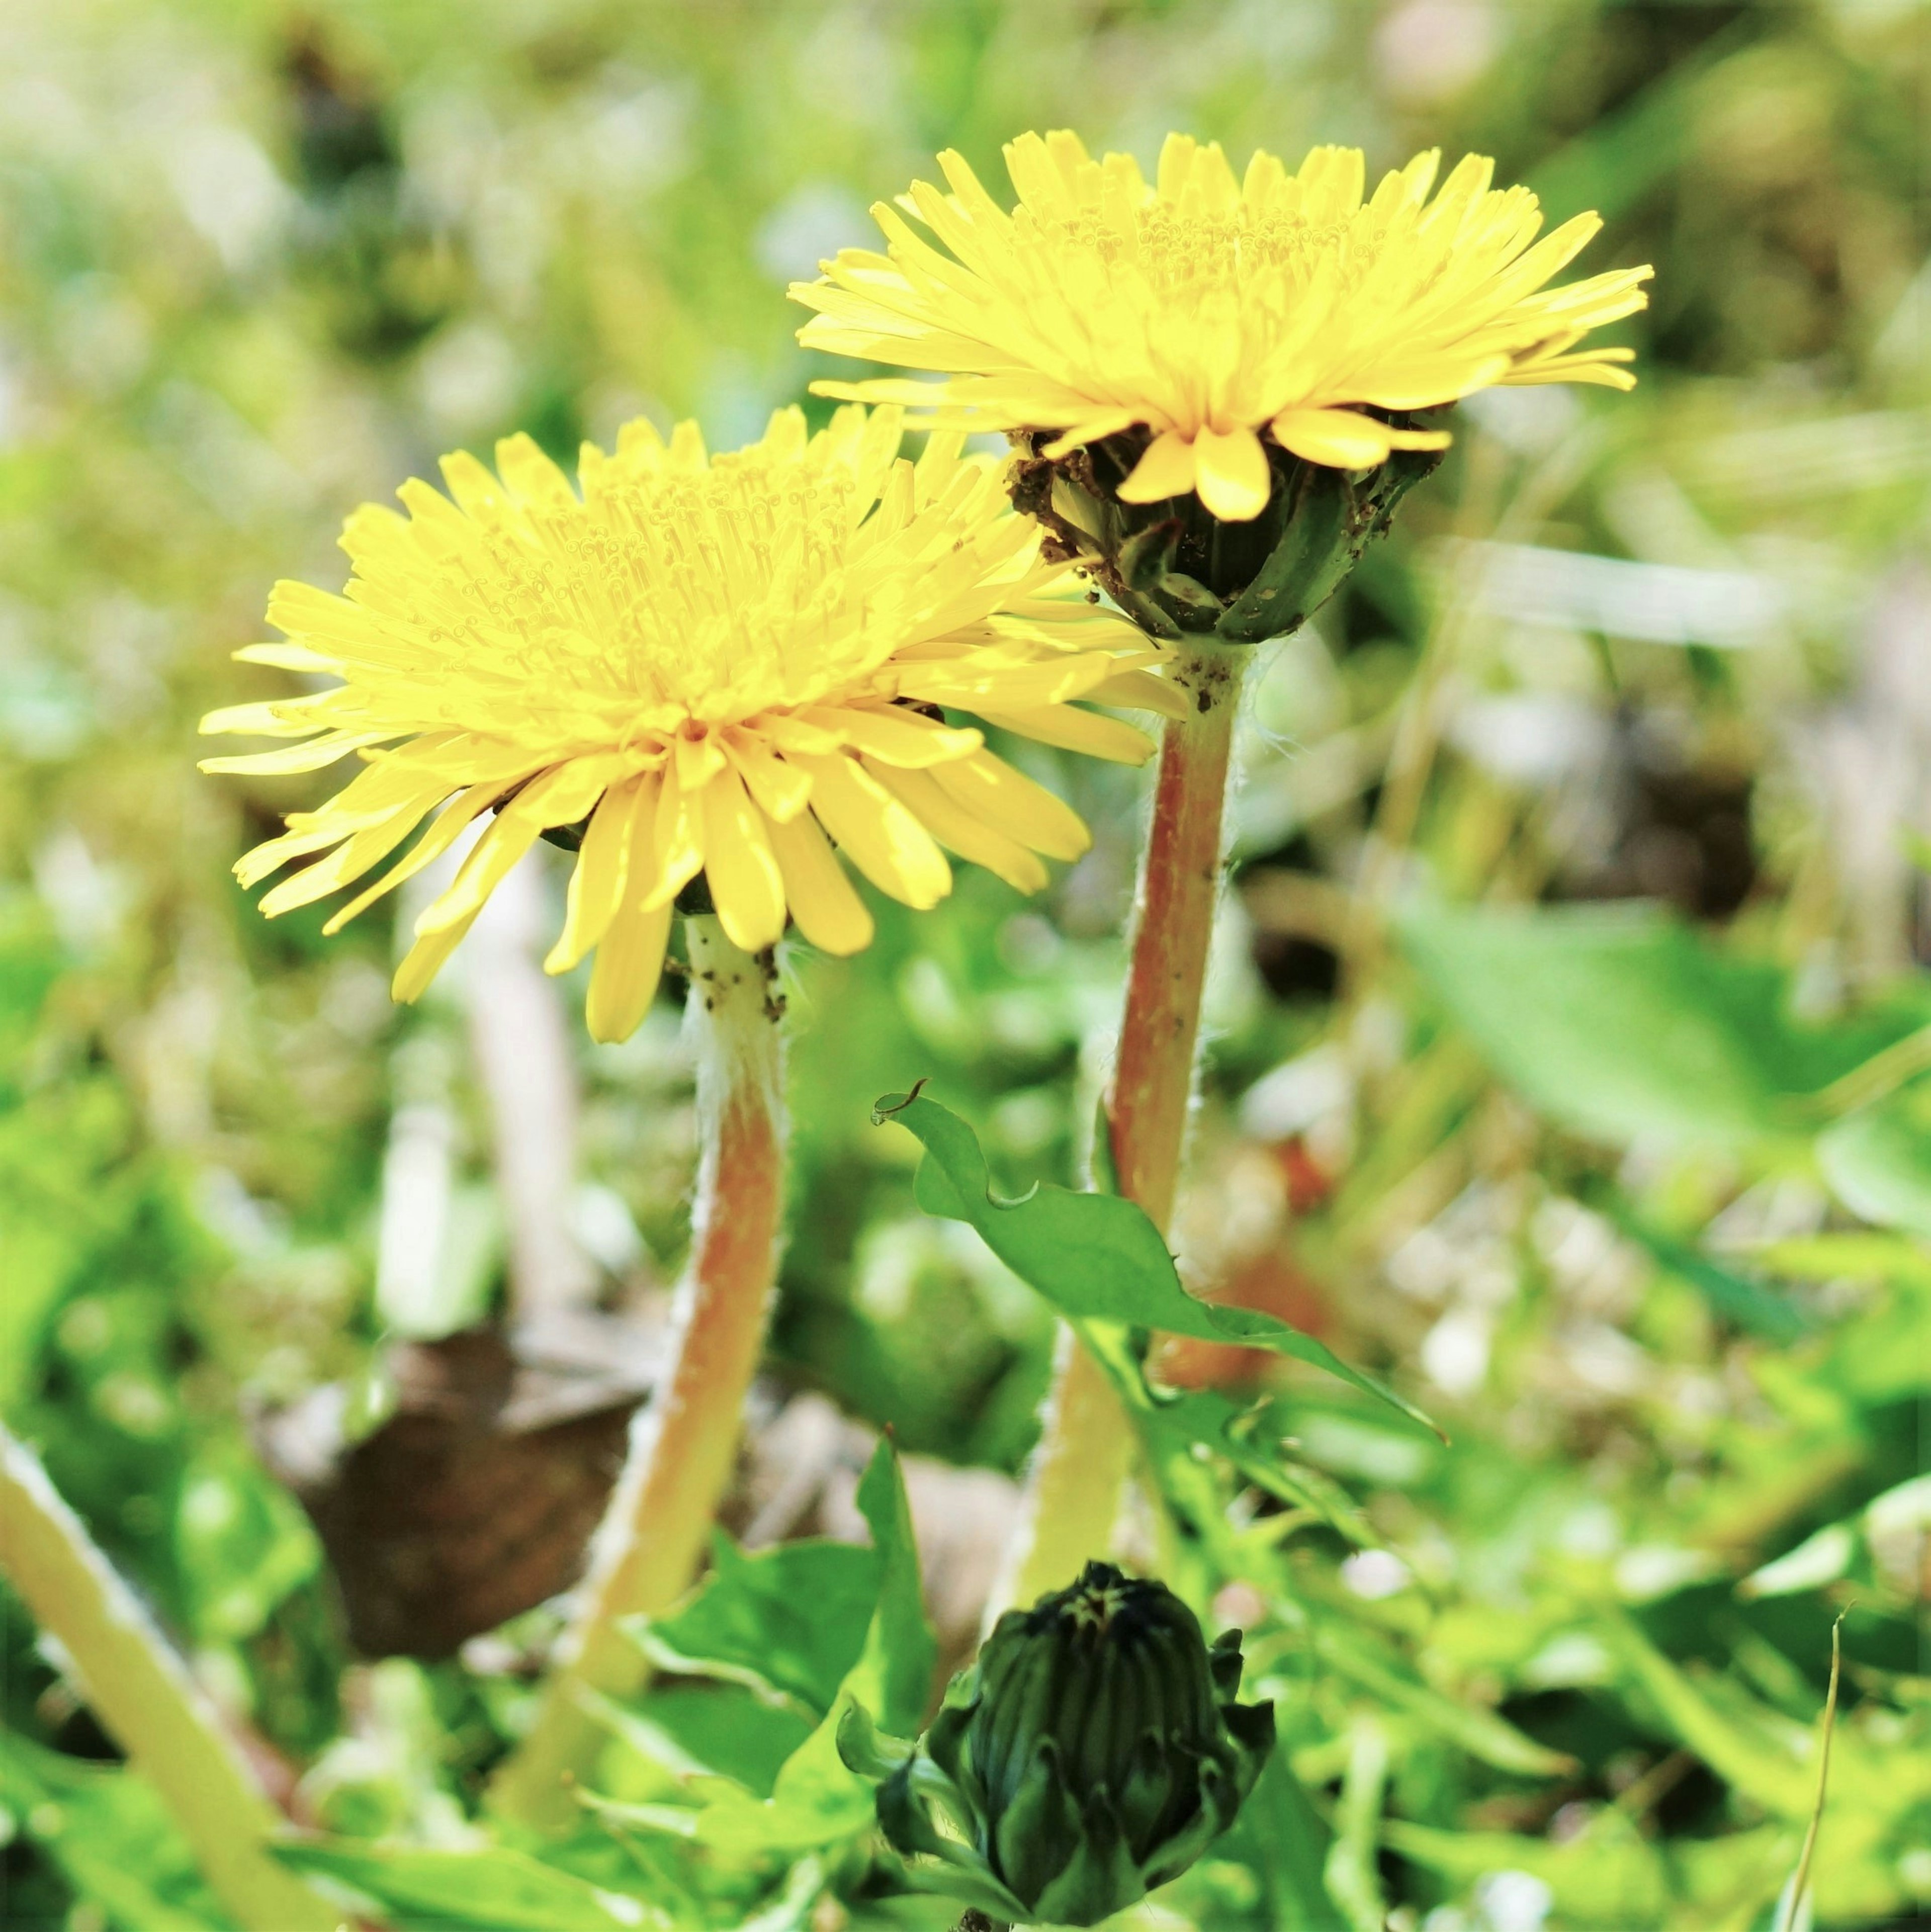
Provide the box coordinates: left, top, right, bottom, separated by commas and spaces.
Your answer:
793, 133, 1653, 523
201, 405, 1171, 1041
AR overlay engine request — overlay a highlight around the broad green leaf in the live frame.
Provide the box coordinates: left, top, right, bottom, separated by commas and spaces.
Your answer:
873, 1087, 1434, 1431
600, 1683, 815, 1798
276, 1841, 663, 1931
634, 1538, 879, 1719
1398, 903, 1922, 1146
1817, 1074, 1931, 1237
669, 1439, 934, 1855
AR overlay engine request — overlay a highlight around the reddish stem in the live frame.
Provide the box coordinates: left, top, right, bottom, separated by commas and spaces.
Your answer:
489, 918, 785, 1827
995, 642, 1244, 1611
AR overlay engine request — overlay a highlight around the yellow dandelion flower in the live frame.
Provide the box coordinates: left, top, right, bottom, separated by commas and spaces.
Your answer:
201, 404, 1173, 1041
793, 132, 1653, 523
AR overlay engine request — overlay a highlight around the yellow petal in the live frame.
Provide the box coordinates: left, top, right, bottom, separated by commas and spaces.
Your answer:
640, 764, 706, 911
231, 641, 338, 673
393, 915, 479, 1005
790, 751, 951, 909
322, 777, 529, 935
766, 809, 873, 955
673, 730, 727, 794
1084, 667, 1190, 719
1115, 430, 1198, 505
701, 767, 788, 954
1270, 407, 1397, 470
1345, 355, 1511, 410
413, 760, 614, 937
494, 431, 576, 510
1192, 425, 1272, 521
724, 731, 812, 823
198, 729, 396, 776
928, 751, 1089, 862
545, 773, 650, 975
806, 704, 983, 768
412, 810, 547, 938
973, 705, 1155, 765
199, 700, 326, 738
869, 762, 1050, 895
256, 803, 433, 917
585, 894, 672, 1044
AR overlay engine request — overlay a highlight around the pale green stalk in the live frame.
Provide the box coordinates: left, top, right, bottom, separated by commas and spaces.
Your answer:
0, 1422, 339, 1931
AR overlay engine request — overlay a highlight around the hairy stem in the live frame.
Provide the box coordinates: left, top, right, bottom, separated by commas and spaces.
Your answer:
995, 641, 1246, 1611
0, 1425, 339, 1930
489, 918, 786, 1827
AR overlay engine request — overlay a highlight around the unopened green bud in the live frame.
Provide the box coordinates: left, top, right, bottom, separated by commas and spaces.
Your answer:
1009, 426, 1440, 645
850, 1561, 1275, 1927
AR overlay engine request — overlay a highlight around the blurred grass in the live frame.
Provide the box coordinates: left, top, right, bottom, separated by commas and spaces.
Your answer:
2, 2, 1928, 1927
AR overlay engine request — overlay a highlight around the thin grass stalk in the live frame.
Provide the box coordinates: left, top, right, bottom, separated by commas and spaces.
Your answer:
0, 1424, 340, 1930
490, 916, 786, 1827
995, 640, 1246, 1611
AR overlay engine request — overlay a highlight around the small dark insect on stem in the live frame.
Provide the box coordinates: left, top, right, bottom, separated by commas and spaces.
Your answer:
951, 1913, 1012, 1932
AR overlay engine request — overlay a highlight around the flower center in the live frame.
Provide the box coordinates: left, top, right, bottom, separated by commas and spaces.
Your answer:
1059, 206, 1384, 306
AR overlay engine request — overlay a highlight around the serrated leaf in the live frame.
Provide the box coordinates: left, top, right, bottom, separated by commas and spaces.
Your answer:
873, 1087, 1435, 1433
1076, 1324, 1377, 1551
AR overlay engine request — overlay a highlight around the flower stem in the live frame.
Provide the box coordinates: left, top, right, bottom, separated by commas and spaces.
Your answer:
489, 917, 786, 1828
0, 1424, 339, 1930
996, 640, 1246, 1610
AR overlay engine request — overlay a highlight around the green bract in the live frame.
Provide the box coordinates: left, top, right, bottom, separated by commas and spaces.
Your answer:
1007, 425, 1442, 644
842, 1561, 1275, 1926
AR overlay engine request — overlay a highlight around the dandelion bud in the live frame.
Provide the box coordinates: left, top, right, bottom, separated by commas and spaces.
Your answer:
1009, 424, 1442, 644
856, 1561, 1275, 1926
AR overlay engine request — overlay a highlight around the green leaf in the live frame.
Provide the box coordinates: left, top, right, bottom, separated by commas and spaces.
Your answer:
1313, 1624, 1576, 1777
1385, 1816, 1671, 1927
1, 1734, 236, 1932
1076, 1325, 1378, 1554
1221, 1753, 1348, 1931
663, 1439, 934, 1856
1398, 903, 1922, 1146
1817, 1074, 1931, 1237
1596, 1194, 1809, 1344
276, 1841, 663, 1931
635, 1537, 879, 1719
174, 1441, 322, 1644
1599, 1614, 1819, 1818
579, 1682, 814, 1798
873, 1087, 1434, 1431
852, 1429, 936, 1739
